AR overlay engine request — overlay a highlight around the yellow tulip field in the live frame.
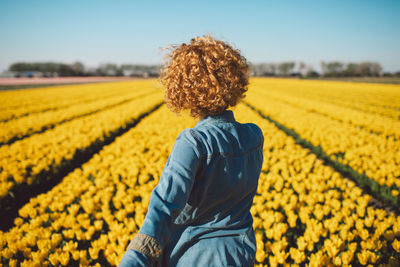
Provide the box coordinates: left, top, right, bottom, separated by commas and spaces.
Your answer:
0, 78, 399, 266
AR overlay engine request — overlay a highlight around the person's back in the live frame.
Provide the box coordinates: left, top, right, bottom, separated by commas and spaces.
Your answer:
162, 111, 264, 266
119, 35, 264, 267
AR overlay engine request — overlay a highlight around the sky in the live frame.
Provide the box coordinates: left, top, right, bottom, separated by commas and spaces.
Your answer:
1, 0, 399, 73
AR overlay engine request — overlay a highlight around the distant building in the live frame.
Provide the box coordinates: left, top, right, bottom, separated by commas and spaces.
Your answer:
122, 69, 134, 77
0, 71, 60, 78
22, 71, 43, 78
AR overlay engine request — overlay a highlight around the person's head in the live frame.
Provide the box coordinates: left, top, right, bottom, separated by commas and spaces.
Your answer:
160, 35, 249, 118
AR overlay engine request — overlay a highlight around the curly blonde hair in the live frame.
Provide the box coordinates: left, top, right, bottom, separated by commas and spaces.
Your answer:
159, 35, 249, 118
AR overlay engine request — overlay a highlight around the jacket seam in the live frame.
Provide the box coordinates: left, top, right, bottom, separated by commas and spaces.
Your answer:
202, 142, 263, 160
189, 129, 205, 156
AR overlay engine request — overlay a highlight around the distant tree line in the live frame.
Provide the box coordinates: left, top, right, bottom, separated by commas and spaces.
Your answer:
5, 60, 400, 78
250, 61, 399, 78
250, 62, 318, 77
7, 61, 161, 78
9, 62, 83, 77
320, 61, 385, 77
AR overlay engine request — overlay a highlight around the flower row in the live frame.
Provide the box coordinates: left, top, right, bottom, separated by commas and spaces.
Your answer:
245, 89, 400, 193
0, 84, 156, 145
0, 89, 163, 211
247, 78, 400, 120
0, 81, 147, 122
250, 83, 400, 140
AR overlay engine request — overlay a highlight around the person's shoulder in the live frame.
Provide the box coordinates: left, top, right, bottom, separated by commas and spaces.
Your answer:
176, 128, 205, 154
243, 122, 263, 135
178, 128, 201, 141
246, 122, 262, 132
243, 122, 264, 143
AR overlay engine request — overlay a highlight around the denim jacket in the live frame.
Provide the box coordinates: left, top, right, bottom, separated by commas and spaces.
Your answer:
119, 110, 264, 267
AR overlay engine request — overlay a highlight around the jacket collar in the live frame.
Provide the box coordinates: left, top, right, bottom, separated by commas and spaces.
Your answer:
195, 110, 236, 127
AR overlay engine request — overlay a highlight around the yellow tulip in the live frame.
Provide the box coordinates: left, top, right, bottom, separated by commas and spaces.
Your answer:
341, 250, 353, 265
255, 249, 266, 263
48, 253, 59, 266
392, 238, 400, 253
289, 247, 305, 264
37, 239, 50, 251
63, 240, 78, 253
79, 250, 90, 266
357, 250, 369, 265
70, 249, 80, 261
94, 220, 104, 231
333, 255, 341, 266
59, 251, 70, 266
50, 233, 62, 249
8, 259, 17, 267
2, 247, 13, 259
89, 246, 100, 260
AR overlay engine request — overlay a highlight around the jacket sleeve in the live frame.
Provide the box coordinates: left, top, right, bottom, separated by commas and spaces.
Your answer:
121, 129, 203, 265
119, 249, 151, 267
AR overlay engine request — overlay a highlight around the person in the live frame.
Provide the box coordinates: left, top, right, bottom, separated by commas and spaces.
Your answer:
119, 35, 264, 267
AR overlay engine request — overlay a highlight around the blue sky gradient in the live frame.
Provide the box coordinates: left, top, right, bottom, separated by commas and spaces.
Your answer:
1, 0, 399, 72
